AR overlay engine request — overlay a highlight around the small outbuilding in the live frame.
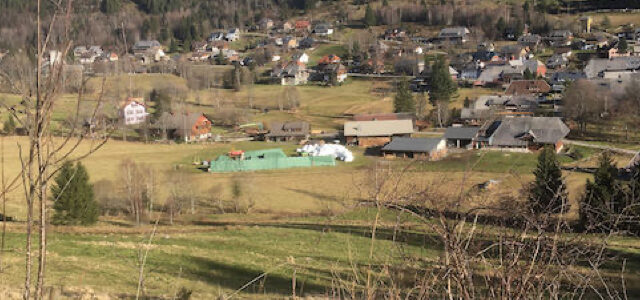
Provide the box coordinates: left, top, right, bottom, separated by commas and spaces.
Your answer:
381, 137, 447, 160
444, 127, 480, 149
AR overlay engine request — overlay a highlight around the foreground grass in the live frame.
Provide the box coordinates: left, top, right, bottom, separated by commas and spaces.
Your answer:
0, 220, 431, 298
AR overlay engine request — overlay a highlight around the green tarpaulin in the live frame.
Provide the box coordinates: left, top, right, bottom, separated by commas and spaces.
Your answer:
209, 148, 336, 173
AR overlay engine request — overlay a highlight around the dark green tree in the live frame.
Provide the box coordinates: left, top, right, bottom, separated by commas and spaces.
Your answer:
496, 17, 507, 39
52, 162, 99, 225
150, 89, 171, 120
529, 146, 567, 214
393, 80, 415, 113
383, 0, 389, 6
3, 115, 16, 135
364, 5, 377, 28
619, 38, 629, 53
579, 151, 623, 231
100, 0, 120, 14
429, 56, 457, 104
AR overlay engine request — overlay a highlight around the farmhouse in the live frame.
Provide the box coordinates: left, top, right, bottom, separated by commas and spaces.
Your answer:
156, 112, 213, 142
132, 40, 162, 55
479, 117, 570, 152
344, 120, 414, 147
438, 27, 470, 44
381, 137, 447, 160
505, 80, 551, 96
265, 121, 310, 142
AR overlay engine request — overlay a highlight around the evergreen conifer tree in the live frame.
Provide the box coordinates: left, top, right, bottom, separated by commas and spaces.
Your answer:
529, 146, 567, 214
364, 5, 377, 28
393, 80, 415, 113
580, 151, 622, 231
52, 162, 99, 225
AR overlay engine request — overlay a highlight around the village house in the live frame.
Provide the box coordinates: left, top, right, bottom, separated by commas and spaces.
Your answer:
226, 28, 241, 41
313, 23, 334, 36
208, 32, 224, 42
191, 41, 208, 53
518, 34, 542, 51
475, 64, 524, 86
132, 40, 162, 55
281, 21, 294, 32
155, 112, 213, 142
259, 18, 274, 30
505, 80, 551, 96
120, 98, 148, 125
315, 54, 347, 84
437, 27, 470, 44
381, 137, 447, 160
444, 126, 480, 149
292, 52, 309, 64
501, 45, 529, 61
383, 28, 407, 41
272, 61, 309, 85
295, 20, 311, 33
476, 117, 570, 152
298, 37, 315, 49
546, 30, 573, 47
265, 121, 310, 142
283, 36, 298, 49
344, 119, 414, 147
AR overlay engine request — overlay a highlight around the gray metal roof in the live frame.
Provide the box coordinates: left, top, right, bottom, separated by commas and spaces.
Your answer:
344, 120, 414, 137
444, 127, 480, 140
382, 137, 443, 153
489, 117, 570, 147
584, 57, 640, 78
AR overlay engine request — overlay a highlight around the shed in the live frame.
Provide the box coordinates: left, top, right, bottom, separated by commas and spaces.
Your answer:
344, 120, 414, 147
444, 127, 480, 148
381, 137, 447, 160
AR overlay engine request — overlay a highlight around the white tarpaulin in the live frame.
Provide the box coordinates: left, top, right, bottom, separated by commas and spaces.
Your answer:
297, 144, 354, 162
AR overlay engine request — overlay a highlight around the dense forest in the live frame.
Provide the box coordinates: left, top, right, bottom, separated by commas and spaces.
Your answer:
1, 0, 639, 51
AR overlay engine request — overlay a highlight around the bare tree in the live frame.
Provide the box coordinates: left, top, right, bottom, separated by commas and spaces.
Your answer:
563, 79, 605, 134
119, 159, 148, 226
0, 1, 110, 298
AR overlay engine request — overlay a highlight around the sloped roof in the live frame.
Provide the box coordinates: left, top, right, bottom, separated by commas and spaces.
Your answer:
344, 120, 414, 137
382, 137, 443, 153
266, 121, 310, 137
489, 117, 569, 147
438, 27, 470, 38
156, 112, 209, 132
353, 113, 415, 122
584, 57, 640, 78
505, 80, 551, 95
444, 127, 480, 140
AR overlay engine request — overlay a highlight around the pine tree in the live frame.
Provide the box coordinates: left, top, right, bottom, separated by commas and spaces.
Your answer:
3, 115, 16, 135
364, 5, 376, 28
580, 151, 622, 231
52, 162, 99, 225
394, 80, 415, 113
619, 38, 628, 53
100, 0, 120, 14
150, 89, 171, 121
429, 56, 457, 104
529, 146, 567, 214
